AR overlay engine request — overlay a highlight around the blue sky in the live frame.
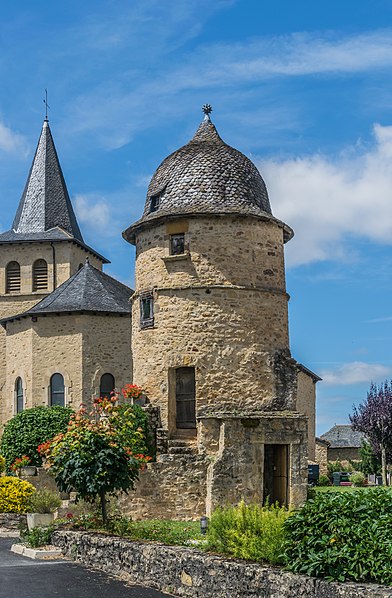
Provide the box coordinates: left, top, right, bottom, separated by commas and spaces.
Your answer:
1, 0, 392, 434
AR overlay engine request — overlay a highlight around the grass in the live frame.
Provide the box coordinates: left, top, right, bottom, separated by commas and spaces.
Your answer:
315, 485, 389, 493
125, 519, 202, 545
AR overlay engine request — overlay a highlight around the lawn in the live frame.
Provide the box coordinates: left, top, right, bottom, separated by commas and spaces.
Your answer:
315, 485, 388, 493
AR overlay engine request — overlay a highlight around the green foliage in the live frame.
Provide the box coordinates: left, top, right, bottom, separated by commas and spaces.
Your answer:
27, 490, 61, 514
46, 397, 146, 524
0, 455, 5, 474
327, 460, 353, 477
206, 501, 289, 565
115, 403, 152, 457
317, 475, 330, 487
359, 442, 381, 475
350, 472, 366, 486
22, 525, 54, 548
110, 518, 201, 545
0, 477, 35, 513
0, 406, 73, 468
283, 488, 392, 584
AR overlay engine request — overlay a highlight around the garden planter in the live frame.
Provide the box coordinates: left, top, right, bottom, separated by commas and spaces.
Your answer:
27, 511, 57, 530
21, 466, 37, 476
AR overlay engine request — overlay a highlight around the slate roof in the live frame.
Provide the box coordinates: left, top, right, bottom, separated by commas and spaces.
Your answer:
320, 425, 365, 448
1, 261, 132, 325
123, 113, 293, 243
0, 119, 109, 263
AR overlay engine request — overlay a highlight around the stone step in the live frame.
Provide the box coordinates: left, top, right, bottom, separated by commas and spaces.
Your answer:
168, 438, 197, 448
167, 446, 197, 455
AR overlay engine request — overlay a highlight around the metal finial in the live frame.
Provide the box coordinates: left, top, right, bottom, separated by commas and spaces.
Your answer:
43, 89, 50, 121
202, 104, 212, 116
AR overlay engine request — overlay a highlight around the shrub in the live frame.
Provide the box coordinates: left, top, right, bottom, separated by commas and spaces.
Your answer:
207, 501, 289, 564
0, 406, 73, 469
317, 475, 330, 487
27, 490, 61, 514
0, 477, 35, 513
283, 488, 392, 584
0, 455, 5, 475
350, 472, 366, 487
22, 525, 54, 548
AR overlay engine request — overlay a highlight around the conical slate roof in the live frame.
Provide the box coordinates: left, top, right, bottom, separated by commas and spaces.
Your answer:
123, 111, 293, 243
11, 119, 83, 241
1, 261, 132, 324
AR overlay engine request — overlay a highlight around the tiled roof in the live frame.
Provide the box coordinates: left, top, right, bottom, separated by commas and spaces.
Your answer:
1, 261, 132, 324
320, 424, 365, 448
10, 120, 83, 241
123, 114, 293, 243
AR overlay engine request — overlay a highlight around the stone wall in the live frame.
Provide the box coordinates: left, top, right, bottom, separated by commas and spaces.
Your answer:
0, 513, 26, 531
132, 215, 294, 431
296, 369, 316, 461
315, 440, 329, 476
52, 531, 392, 598
328, 447, 361, 464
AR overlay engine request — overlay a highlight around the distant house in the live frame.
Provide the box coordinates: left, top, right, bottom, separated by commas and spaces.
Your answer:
320, 424, 365, 463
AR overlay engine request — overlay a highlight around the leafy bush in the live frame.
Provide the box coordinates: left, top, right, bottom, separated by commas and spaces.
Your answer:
350, 472, 366, 487
317, 475, 330, 487
27, 490, 61, 514
22, 525, 54, 548
207, 501, 289, 564
0, 455, 5, 475
283, 488, 392, 584
0, 477, 35, 513
0, 406, 73, 469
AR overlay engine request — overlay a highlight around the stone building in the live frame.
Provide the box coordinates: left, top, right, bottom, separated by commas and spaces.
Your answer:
0, 108, 320, 518
320, 424, 364, 464
121, 108, 320, 517
0, 118, 132, 424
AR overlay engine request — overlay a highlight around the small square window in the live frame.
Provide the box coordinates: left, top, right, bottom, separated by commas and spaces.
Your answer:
140, 292, 154, 328
149, 187, 166, 213
170, 233, 185, 255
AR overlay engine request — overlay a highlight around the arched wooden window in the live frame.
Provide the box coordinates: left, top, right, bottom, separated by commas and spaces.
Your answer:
33, 259, 48, 291
15, 377, 24, 413
100, 373, 115, 398
6, 261, 21, 293
50, 373, 65, 407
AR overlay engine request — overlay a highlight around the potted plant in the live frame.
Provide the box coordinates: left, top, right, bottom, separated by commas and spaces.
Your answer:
26, 489, 61, 530
10, 456, 36, 477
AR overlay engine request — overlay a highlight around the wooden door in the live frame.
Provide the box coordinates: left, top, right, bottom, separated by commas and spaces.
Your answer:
176, 367, 196, 429
263, 444, 289, 506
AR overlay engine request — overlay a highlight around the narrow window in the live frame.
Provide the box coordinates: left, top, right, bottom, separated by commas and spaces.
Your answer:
100, 373, 115, 399
140, 291, 154, 328
33, 259, 48, 291
6, 261, 21, 293
170, 233, 185, 255
149, 187, 166, 213
15, 377, 24, 413
50, 373, 65, 407
175, 367, 196, 429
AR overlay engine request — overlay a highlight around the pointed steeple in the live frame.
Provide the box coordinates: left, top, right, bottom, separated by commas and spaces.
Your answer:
11, 119, 84, 242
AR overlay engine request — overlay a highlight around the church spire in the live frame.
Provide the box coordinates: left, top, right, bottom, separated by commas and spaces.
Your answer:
11, 119, 84, 242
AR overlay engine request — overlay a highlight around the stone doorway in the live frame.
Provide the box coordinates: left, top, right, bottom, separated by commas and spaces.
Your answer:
175, 367, 196, 429
263, 444, 289, 506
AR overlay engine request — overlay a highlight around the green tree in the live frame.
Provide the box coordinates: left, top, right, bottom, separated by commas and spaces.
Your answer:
359, 441, 381, 476
44, 395, 150, 524
0, 406, 73, 469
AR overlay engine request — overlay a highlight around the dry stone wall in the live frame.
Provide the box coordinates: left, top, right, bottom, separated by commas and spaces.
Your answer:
53, 531, 392, 598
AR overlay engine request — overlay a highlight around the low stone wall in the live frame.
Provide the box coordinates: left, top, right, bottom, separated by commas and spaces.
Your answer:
52, 531, 392, 598
0, 513, 26, 530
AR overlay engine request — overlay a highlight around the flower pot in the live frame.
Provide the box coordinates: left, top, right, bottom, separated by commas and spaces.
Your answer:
27, 511, 57, 530
21, 466, 37, 476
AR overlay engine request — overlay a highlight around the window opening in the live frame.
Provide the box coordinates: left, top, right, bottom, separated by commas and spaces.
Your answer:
15, 377, 24, 413
149, 187, 166, 213
100, 373, 115, 399
50, 373, 65, 407
140, 291, 154, 328
170, 233, 185, 255
33, 259, 48, 291
6, 261, 21, 293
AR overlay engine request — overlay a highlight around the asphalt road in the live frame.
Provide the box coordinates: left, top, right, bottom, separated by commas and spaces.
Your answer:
0, 538, 171, 598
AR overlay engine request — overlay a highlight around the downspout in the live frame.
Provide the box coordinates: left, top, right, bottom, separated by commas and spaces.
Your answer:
50, 242, 57, 290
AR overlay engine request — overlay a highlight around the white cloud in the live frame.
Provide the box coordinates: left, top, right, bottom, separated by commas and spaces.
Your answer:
0, 120, 28, 155
320, 361, 392, 386
259, 123, 392, 266
74, 194, 111, 231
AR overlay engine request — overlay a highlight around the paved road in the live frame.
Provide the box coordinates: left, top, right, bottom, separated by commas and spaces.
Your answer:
0, 538, 171, 598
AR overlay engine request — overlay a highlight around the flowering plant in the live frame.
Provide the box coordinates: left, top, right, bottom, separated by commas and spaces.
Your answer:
10, 455, 31, 473
121, 384, 144, 401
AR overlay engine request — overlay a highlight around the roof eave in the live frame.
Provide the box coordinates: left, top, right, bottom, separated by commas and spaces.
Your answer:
0, 236, 110, 264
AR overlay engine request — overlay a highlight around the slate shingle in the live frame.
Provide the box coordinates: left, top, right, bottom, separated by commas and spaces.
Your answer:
320, 424, 365, 448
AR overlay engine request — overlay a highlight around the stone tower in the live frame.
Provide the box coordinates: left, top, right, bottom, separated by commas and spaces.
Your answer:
123, 109, 316, 511
0, 119, 113, 427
